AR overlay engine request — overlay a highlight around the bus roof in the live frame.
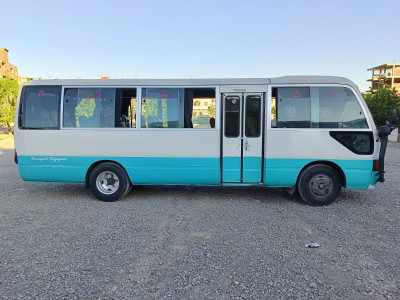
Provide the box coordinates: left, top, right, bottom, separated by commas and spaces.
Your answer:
20, 76, 357, 88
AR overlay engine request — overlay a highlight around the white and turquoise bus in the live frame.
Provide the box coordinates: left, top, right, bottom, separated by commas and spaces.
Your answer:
13, 76, 395, 206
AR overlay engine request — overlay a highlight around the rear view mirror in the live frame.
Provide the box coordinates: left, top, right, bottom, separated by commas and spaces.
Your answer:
392, 109, 399, 127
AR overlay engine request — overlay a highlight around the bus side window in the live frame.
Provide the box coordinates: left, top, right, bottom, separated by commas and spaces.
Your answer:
141, 88, 216, 129
276, 87, 311, 128
20, 86, 61, 130
272, 86, 368, 129
115, 88, 136, 128
63, 88, 116, 128
271, 88, 277, 128
315, 87, 368, 129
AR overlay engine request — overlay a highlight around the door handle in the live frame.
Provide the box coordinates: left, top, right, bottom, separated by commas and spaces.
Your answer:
244, 140, 249, 151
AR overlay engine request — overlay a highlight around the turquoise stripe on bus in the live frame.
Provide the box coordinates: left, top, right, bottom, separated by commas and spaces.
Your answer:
243, 157, 262, 183
18, 156, 220, 185
222, 157, 262, 183
18, 155, 375, 189
222, 157, 241, 182
264, 158, 374, 189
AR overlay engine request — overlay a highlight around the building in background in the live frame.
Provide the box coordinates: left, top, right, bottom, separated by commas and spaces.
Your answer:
367, 63, 400, 93
0, 48, 19, 80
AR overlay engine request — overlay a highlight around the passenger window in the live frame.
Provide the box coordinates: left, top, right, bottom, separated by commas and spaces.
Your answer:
19, 86, 61, 130
141, 88, 216, 129
116, 88, 137, 128
316, 87, 367, 128
63, 88, 116, 128
225, 96, 240, 137
276, 87, 311, 128
272, 86, 368, 129
63, 88, 137, 128
245, 95, 261, 137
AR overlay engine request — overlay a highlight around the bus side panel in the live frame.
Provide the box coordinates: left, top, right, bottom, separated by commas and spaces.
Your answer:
17, 156, 220, 185
124, 157, 219, 185
264, 158, 374, 189
264, 130, 378, 189
15, 130, 221, 185
18, 156, 87, 183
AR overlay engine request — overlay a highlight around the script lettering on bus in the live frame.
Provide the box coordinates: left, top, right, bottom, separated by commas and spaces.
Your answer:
31, 156, 68, 162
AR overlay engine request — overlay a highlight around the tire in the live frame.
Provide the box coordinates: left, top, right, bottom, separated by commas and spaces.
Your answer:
297, 165, 342, 206
89, 163, 131, 202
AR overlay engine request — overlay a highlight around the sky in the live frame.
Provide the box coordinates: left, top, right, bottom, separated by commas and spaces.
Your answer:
2, 0, 400, 92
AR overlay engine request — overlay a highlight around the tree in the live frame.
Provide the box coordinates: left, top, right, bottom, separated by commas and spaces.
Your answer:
0, 77, 19, 133
364, 87, 400, 128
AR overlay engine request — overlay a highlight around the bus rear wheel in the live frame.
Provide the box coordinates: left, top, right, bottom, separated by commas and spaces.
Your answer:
89, 163, 131, 202
297, 165, 341, 206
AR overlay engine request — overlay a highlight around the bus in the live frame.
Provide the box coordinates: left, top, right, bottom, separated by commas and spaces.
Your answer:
13, 76, 397, 206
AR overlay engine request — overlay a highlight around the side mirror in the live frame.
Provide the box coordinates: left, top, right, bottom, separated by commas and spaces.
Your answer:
391, 109, 399, 128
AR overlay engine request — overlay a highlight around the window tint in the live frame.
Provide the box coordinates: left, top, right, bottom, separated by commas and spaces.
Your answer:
225, 96, 240, 137
272, 86, 368, 129
317, 87, 368, 128
245, 95, 261, 137
276, 87, 311, 128
19, 86, 61, 129
63, 88, 137, 128
141, 88, 182, 128
63, 88, 115, 128
330, 132, 373, 155
141, 88, 216, 129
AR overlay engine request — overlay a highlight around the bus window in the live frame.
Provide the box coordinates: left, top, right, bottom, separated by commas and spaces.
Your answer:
63, 88, 137, 128
19, 86, 61, 130
316, 87, 368, 128
272, 86, 368, 129
271, 94, 277, 128
116, 88, 137, 128
245, 95, 261, 137
191, 89, 216, 129
63, 88, 115, 128
141, 87, 216, 129
224, 96, 240, 137
276, 87, 311, 128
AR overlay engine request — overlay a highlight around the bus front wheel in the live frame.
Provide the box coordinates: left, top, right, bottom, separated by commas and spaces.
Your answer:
297, 165, 341, 206
89, 163, 131, 202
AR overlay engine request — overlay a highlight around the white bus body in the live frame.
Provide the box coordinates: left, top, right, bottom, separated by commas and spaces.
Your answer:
14, 76, 382, 205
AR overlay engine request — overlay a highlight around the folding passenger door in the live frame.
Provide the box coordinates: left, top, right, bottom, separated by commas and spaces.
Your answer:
222, 93, 263, 183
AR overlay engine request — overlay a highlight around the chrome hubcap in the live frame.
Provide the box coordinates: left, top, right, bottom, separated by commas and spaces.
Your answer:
309, 174, 333, 199
96, 171, 119, 195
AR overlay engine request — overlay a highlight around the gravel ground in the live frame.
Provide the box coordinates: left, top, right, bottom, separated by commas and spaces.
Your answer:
0, 137, 399, 299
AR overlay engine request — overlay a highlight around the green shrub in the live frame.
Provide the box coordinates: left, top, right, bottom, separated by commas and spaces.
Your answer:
364, 87, 400, 128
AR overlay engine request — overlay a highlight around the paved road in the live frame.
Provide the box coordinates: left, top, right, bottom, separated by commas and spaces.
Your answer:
0, 137, 399, 299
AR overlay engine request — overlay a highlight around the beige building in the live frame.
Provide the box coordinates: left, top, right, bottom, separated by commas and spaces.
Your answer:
0, 48, 19, 80
367, 63, 400, 93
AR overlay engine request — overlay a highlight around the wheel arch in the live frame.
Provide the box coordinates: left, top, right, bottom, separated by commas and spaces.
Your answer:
296, 161, 346, 189
85, 160, 131, 188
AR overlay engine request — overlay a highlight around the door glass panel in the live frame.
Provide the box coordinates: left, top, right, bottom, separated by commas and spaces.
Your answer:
225, 96, 241, 137
245, 95, 261, 137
